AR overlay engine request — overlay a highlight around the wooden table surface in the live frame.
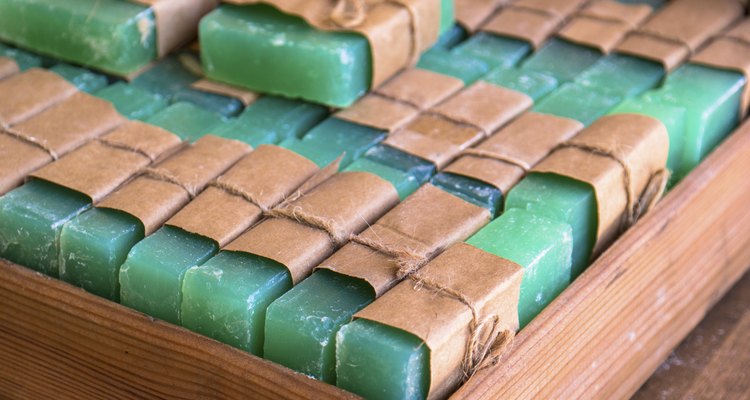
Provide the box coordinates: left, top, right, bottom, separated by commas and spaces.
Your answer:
634, 269, 750, 400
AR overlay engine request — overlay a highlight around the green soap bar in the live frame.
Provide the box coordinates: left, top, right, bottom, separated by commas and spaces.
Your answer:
346, 145, 435, 199
505, 173, 597, 279
201, 4, 371, 108
482, 67, 557, 101
119, 226, 218, 324
533, 83, 622, 126
0, 0, 156, 75
131, 56, 197, 101
433, 24, 467, 50
59, 208, 143, 301
0, 180, 90, 277
430, 172, 503, 217
181, 251, 291, 355
264, 270, 374, 382
0, 44, 42, 70
145, 102, 226, 141
452, 32, 530, 69
643, 64, 745, 180
50, 63, 109, 93
173, 88, 245, 118
521, 39, 602, 83
467, 208, 573, 327
439, 0, 454, 34
212, 96, 328, 147
281, 118, 386, 168
574, 54, 664, 98
336, 319, 429, 400
619, 0, 665, 8
609, 97, 686, 179
94, 82, 169, 121
416, 48, 489, 84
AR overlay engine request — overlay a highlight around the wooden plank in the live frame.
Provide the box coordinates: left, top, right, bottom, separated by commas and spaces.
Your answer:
634, 270, 750, 400
0, 260, 356, 400
452, 121, 750, 400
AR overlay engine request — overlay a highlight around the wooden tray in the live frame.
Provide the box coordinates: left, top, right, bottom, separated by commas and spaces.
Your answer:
3, 119, 750, 399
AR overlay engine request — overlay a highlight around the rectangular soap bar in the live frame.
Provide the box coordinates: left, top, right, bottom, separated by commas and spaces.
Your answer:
345, 144, 435, 200
533, 83, 623, 126
50, 63, 109, 93
520, 38, 603, 83
0, 44, 42, 71
0, 0, 156, 75
145, 102, 226, 141
95, 82, 169, 121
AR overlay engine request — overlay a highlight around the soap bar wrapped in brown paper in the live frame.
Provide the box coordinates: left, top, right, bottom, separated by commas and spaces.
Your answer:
318, 183, 490, 296
691, 19, 750, 117
615, 0, 742, 71
98, 135, 250, 235
0, 57, 18, 80
224, 0, 442, 87
130, 0, 217, 58
557, 0, 653, 54
29, 121, 182, 202
165, 145, 329, 247
224, 171, 398, 284
481, 0, 589, 48
1, 91, 124, 194
336, 68, 463, 132
355, 242, 523, 399
444, 112, 582, 195
384, 81, 532, 168
454, 0, 505, 32
533, 114, 669, 256
0, 68, 76, 127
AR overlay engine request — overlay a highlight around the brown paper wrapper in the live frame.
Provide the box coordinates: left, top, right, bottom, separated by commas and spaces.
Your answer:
165, 145, 322, 247
557, 0, 653, 54
533, 113, 669, 256
336, 68, 463, 132
614, 0, 743, 71
98, 135, 251, 235
481, 0, 589, 48
131, 0, 218, 58
444, 112, 583, 194
318, 183, 491, 296
29, 121, 182, 203
224, 171, 399, 284
191, 78, 260, 106
225, 0, 441, 87
0, 57, 18, 80
0, 68, 76, 127
454, 0, 506, 33
354, 242, 524, 399
0, 92, 124, 195
384, 82, 532, 168
690, 19, 750, 117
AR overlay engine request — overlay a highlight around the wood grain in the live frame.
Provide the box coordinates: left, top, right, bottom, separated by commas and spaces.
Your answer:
634, 270, 750, 400
452, 120, 750, 399
0, 261, 357, 400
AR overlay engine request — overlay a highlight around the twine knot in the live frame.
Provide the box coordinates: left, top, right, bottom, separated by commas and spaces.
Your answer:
141, 167, 198, 198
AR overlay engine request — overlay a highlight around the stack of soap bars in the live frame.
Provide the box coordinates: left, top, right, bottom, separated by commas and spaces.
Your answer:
1, 0, 749, 399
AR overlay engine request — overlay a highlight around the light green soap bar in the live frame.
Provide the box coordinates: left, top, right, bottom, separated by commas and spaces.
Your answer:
0, 180, 90, 277
416, 48, 490, 85
200, 4, 371, 108
146, 102, 226, 141
264, 270, 374, 382
534, 83, 622, 126
119, 226, 218, 324
466, 208, 573, 327
609, 98, 686, 179
482, 67, 558, 101
50, 63, 109, 93
574, 54, 664, 98
521, 38, 602, 83
643, 64, 745, 180
281, 118, 386, 168
0, 44, 42, 70
212, 96, 328, 147
181, 251, 292, 355
59, 208, 143, 301
0, 0, 156, 75
95, 82, 169, 121
336, 319, 429, 400
451, 32, 530, 70
345, 145, 435, 200
505, 173, 597, 279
